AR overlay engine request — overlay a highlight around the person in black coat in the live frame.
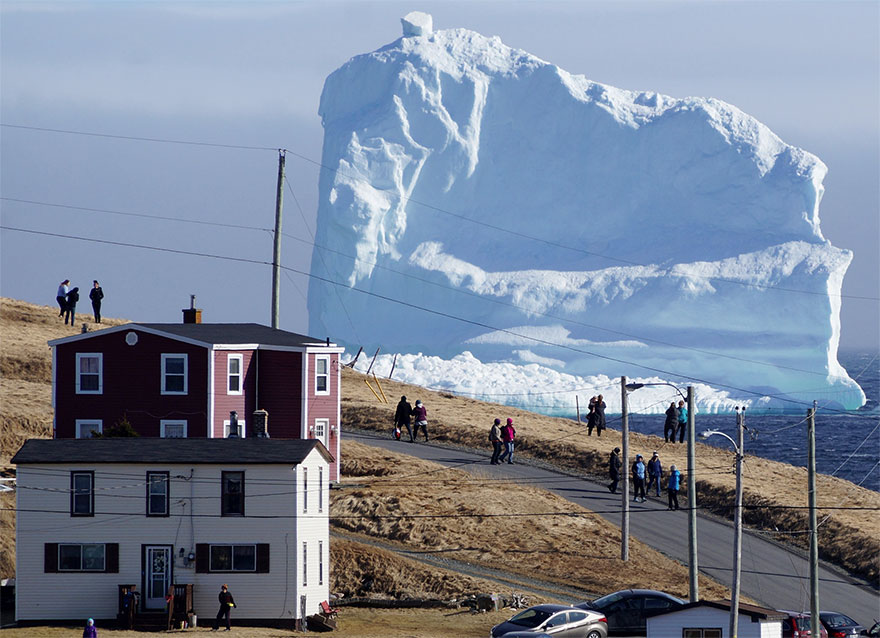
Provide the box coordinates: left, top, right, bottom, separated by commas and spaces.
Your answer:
664, 402, 678, 442
394, 395, 414, 442
593, 394, 606, 436
586, 396, 598, 436
64, 287, 79, 326
213, 584, 236, 631
608, 447, 621, 493
89, 280, 104, 323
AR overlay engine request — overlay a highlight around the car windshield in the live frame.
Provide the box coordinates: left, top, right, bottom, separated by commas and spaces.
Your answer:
822, 614, 856, 628
509, 609, 552, 628
591, 592, 624, 608
795, 617, 813, 631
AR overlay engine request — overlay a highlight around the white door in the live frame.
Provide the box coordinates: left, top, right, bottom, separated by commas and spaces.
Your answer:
144, 545, 171, 610
314, 419, 329, 447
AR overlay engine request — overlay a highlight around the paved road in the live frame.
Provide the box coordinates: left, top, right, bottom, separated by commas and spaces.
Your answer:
345, 429, 880, 628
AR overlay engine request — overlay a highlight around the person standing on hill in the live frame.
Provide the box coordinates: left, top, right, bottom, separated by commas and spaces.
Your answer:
394, 395, 413, 442
608, 447, 621, 493
676, 400, 688, 443
56, 279, 70, 317
489, 418, 503, 464
667, 464, 682, 510
64, 286, 79, 326
89, 280, 104, 323
593, 394, 606, 437
646, 451, 663, 497
632, 454, 647, 502
664, 402, 678, 442
499, 418, 516, 464
586, 396, 597, 435
412, 399, 428, 441
213, 584, 236, 631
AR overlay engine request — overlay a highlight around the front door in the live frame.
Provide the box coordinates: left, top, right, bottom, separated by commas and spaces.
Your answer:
143, 545, 172, 610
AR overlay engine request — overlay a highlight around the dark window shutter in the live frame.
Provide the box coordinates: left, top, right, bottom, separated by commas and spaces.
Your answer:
195, 544, 210, 573
256, 543, 270, 573
44, 543, 58, 573
105, 543, 119, 573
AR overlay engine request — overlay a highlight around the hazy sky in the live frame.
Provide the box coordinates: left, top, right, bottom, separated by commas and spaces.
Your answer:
1, 0, 878, 351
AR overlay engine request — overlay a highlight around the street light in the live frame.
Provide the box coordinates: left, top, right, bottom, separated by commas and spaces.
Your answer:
625, 381, 698, 603
701, 406, 745, 638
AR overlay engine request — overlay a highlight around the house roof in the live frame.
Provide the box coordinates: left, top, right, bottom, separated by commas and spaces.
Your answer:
12, 438, 333, 465
646, 600, 786, 622
48, 322, 339, 349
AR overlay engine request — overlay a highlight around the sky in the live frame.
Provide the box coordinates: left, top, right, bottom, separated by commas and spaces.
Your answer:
1, 0, 878, 352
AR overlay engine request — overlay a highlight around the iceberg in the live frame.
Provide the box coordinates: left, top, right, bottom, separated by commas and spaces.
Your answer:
308, 15, 866, 411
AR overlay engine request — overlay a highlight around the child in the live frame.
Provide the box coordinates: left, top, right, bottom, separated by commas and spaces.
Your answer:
83, 617, 98, 638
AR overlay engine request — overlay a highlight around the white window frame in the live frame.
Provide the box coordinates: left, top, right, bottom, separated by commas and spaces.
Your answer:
314, 418, 329, 447
683, 630, 723, 638
223, 418, 246, 438
209, 544, 257, 572
75, 420, 103, 439
318, 467, 323, 513
160, 353, 188, 395
302, 467, 308, 513
302, 542, 308, 586
160, 420, 188, 438
75, 353, 103, 394
314, 355, 330, 395
58, 543, 106, 572
318, 540, 324, 585
227, 354, 243, 395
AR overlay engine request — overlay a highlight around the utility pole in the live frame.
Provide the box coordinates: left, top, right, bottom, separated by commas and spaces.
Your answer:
271, 150, 286, 329
730, 407, 745, 638
808, 403, 819, 638
687, 385, 699, 602
620, 376, 630, 561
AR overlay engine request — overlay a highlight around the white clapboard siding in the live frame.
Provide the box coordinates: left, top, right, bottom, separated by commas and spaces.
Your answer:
647, 606, 782, 638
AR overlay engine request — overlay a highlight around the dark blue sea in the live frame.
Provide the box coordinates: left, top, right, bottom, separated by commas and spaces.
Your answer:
624, 350, 880, 492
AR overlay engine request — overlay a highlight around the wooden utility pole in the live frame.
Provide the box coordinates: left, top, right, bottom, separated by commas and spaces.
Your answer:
686, 385, 699, 602
271, 150, 286, 329
621, 376, 630, 561
808, 404, 819, 638
730, 407, 745, 638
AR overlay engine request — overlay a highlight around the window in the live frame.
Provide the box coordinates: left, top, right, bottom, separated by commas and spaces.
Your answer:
160, 420, 187, 438
75, 353, 102, 394
227, 354, 243, 394
75, 420, 102, 438
70, 471, 94, 516
146, 472, 169, 516
221, 471, 244, 516
318, 540, 324, 585
223, 418, 246, 438
315, 355, 330, 395
302, 468, 308, 512
302, 542, 308, 586
683, 630, 722, 638
161, 354, 187, 394
210, 545, 256, 572
45, 543, 118, 573
318, 467, 323, 513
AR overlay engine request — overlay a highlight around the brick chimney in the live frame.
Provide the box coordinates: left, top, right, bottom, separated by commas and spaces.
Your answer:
252, 409, 269, 438
182, 294, 202, 324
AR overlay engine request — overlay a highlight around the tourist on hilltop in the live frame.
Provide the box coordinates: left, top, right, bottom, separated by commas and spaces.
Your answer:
593, 394, 606, 437
499, 417, 516, 464
89, 280, 104, 323
676, 400, 688, 443
667, 464, 682, 510
64, 286, 79, 326
394, 395, 414, 442
632, 454, 647, 502
647, 451, 663, 497
56, 279, 70, 317
608, 447, 621, 494
586, 396, 597, 435
664, 402, 678, 442
412, 399, 429, 441
489, 418, 503, 464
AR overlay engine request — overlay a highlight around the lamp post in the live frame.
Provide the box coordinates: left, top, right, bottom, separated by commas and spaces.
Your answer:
625, 382, 698, 602
701, 406, 745, 638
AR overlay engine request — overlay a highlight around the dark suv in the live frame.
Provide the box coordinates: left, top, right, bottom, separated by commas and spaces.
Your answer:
575, 589, 685, 635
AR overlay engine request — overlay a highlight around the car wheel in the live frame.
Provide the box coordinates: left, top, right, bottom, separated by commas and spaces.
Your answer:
586, 631, 603, 638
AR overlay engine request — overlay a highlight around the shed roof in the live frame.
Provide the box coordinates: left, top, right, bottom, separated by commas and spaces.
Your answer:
646, 600, 786, 622
12, 438, 332, 465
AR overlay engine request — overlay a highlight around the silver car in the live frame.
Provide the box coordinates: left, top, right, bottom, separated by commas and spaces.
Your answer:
491, 603, 608, 638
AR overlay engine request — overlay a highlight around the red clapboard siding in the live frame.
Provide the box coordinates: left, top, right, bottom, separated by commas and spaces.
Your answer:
255, 349, 304, 439
212, 350, 256, 438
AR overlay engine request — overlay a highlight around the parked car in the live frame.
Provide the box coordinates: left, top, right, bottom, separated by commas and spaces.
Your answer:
491, 603, 608, 638
575, 589, 685, 635
820, 612, 865, 638
779, 610, 829, 638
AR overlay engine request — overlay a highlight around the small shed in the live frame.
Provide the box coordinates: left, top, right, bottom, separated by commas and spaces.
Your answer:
646, 600, 784, 638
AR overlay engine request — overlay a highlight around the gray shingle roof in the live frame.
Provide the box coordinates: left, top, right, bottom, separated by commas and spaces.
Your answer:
136, 323, 330, 347
11, 438, 329, 465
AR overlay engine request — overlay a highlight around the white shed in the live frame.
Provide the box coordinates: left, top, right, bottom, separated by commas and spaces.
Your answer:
646, 600, 784, 638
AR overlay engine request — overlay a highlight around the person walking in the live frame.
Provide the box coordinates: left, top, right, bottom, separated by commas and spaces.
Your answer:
608, 447, 621, 493
667, 464, 682, 510
593, 395, 607, 437
56, 279, 70, 317
89, 280, 104, 323
489, 418, 503, 464
632, 454, 647, 502
83, 618, 98, 638
676, 400, 688, 443
499, 418, 516, 464
412, 399, 428, 441
664, 402, 678, 442
213, 584, 236, 631
64, 286, 79, 326
586, 396, 597, 436
394, 395, 414, 442
647, 451, 663, 497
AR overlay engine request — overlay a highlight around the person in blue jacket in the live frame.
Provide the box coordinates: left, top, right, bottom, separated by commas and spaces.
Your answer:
646, 451, 663, 497
632, 454, 647, 502
676, 400, 688, 443
667, 464, 682, 510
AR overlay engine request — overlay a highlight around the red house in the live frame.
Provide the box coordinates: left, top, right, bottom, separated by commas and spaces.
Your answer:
48, 320, 344, 480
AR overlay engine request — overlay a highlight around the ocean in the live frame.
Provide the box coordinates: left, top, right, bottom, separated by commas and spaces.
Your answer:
625, 349, 880, 492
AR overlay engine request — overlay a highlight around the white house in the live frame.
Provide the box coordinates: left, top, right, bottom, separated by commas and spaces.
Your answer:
12, 437, 332, 626
646, 600, 784, 638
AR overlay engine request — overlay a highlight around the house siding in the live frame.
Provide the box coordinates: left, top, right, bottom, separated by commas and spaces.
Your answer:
15, 451, 329, 623
647, 607, 781, 638
256, 350, 304, 439
212, 350, 256, 438
54, 329, 208, 438
305, 351, 340, 481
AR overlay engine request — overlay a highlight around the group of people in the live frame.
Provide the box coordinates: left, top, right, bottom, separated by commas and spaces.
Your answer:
56, 279, 104, 326
394, 395, 429, 442
663, 400, 688, 443
608, 448, 682, 510
584, 395, 606, 436
488, 417, 516, 464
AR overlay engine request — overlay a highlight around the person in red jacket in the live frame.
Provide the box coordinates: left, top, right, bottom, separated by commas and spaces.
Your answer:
499, 418, 516, 464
